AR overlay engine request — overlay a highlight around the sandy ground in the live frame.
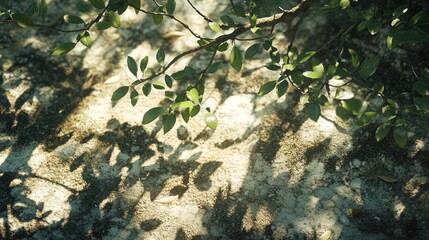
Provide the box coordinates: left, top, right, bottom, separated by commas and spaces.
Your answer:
1, 1, 429, 239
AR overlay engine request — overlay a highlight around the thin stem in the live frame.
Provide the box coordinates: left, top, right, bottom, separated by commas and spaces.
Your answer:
236, 25, 275, 41
152, 0, 162, 8
198, 48, 218, 81
132, 5, 208, 40
285, 16, 304, 61
316, 23, 356, 54
4, 4, 109, 33
186, 0, 213, 22
229, 0, 236, 9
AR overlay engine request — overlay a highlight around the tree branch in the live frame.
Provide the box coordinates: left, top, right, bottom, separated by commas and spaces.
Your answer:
132, 0, 316, 86
186, 0, 213, 22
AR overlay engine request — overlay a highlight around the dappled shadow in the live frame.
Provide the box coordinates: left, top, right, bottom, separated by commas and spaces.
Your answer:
1, 1, 429, 240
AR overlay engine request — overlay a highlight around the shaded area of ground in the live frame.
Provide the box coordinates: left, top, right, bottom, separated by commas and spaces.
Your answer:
1, 1, 429, 240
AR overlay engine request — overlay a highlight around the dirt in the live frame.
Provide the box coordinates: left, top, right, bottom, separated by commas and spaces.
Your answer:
1, 1, 429, 240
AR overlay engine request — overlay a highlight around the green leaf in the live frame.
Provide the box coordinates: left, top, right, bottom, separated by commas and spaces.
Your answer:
142, 107, 163, 124
341, 98, 362, 115
11, 12, 34, 28
339, 0, 350, 9
358, 111, 377, 126
290, 69, 303, 85
111, 86, 129, 101
172, 70, 186, 80
307, 102, 321, 122
204, 113, 218, 130
52, 42, 76, 55
413, 81, 429, 96
145, 68, 155, 77
220, 15, 235, 26
127, 56, 138, 77
79, 31, 92, 47
303, 63, 324, 79
387, 35, 393, 49
390, 27, 429, 45
391, 18, 400, 27
88, 0, 105, 9
263, 39, 273, 51
258, 81, 276, 96
334, 88, 354, 100
186, 88, 200, 103
359, 56, 379, 78
276, 80, 288, 98
230, 46, 243, 72
177, 101, 195, 110
357, 20, 367, 32
209, 22, 221, 32
270, 51, 280, 63
208, 62, 221, 74
156, 47, 165, 64
393, 124, 408, 148
367, 19, 381, 35
37, 0, 48, 19
411, 11, 425, 25
336, 106, 351, 121
106, 11, 121, 28
95, 21, 111, 30
64, 15, 84, 24
143, 83, 152, 96
140, 56, 148, 72
414, 97, 429, 112
77, 2, 93, 13
128, 0, 141, 13
382, 105, 397, 120
232, 4, 246, 17
283, 64, 295, 71
165, 75, 173, 88
190, 105, 200, 117
245, 43, 260, 59
387, 98, 400, 109
296, 51, 316, 64
26, 2, 37, 16
152, 82, 165, 90
392, 4, 408, 18
153, 7, 163, 25
163, 113, 176, 133
375, 123, 391, 142
218, 42, 229, 52
166, 0, 176, 15
348, 48, 360, 69
181, 109, 190, 123
130, 88, 139, 106
266, 63, 281, 71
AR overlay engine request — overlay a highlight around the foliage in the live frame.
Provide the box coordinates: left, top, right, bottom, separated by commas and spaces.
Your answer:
1, 0, 428, 148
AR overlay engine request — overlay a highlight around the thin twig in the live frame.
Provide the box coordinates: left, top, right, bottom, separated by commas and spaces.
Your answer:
152, 0, 162, 8
3, 4, 109, 33
236, 25, 275, 41
316, 23, 356, 54
198, 48, 218, 81
285, 16, 304, 62
229, 0, 236, 9
133, 6, 208, 40
186, 0, 213, 22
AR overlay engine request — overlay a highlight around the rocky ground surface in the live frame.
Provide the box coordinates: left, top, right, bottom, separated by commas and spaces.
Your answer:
1, 1, 429, 239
